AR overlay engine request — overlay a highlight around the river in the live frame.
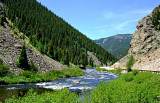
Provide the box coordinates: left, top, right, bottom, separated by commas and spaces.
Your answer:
0, 67, 119, 102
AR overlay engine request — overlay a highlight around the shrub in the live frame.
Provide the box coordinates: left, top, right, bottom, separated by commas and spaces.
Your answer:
133, 72, 153, 84
132, 69, 139, 76
0, 64, 10, 77
116, 68, 123, 75
96, 66, 104, 71
86, 65, 92, 68
41, 70, 66, 81
126, 55, 135, 72
61, 66, 85, 77
121, 73, 134, 82
19, 71, 35, 78
5, 88, 78, 103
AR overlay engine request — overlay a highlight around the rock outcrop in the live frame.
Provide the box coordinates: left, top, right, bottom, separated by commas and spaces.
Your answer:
0, 21, 67, 73
87, 51, 102, 66
111, 6, 160, 72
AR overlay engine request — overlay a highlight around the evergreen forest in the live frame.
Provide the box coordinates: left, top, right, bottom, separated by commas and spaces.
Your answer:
152, 6, 160, 30
0, 0, 117, 66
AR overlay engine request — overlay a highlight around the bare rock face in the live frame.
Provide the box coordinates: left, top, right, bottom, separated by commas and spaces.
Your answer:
87, 51, 103, 66
111, 7, 160, 72
0, 26, 67, 73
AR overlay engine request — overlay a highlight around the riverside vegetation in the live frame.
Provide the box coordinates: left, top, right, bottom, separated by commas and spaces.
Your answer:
0, 0, 160, 103
96, 55, 135, 75
2, 71, 160, 103
0, 40, 85, 84
0, 57, 84, 84
96, 66, 123, 75
0, 65, 84, 84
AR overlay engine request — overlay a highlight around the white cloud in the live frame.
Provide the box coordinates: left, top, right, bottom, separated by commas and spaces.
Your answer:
93, 9, 153, 37
102, 9, 152, 20
103, 12, 117, 19
115, 21, 129, 31
94, 19, 139, 36
115, 19, 138, 31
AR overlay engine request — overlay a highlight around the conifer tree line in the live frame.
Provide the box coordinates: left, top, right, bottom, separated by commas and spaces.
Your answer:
152, 6, 160, 30
1, 0, 117, 66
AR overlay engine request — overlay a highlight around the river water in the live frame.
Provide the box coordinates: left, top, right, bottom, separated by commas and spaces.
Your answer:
0, 67, 119, 102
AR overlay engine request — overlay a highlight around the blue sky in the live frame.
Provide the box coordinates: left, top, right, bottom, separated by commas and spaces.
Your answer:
37, 0, 159, 40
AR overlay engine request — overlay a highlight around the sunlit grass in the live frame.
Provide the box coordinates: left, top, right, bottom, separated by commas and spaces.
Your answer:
4, 72, 160, 103
96, 67, 123, 75
0, 66, 85, 84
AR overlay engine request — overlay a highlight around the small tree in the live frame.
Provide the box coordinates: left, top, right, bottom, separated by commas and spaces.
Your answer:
29, 60, 38, 73
126, 55, 135, 72
0, 58, 10, 77
16, 42, 29, 70
89, 57, 94, 67
0, 58, 3, 65
0, 64, 10, 77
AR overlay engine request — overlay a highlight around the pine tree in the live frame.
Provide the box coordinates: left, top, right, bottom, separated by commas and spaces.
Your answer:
16, 42, 29, 70
126, 55, 135, 72
89, 57, 94, 67
63, 51, 69, 66
29, 60, 38, 73
0, 15, 5, 26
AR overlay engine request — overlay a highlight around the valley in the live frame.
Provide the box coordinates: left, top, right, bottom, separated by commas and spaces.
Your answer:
0, 0, 160, 103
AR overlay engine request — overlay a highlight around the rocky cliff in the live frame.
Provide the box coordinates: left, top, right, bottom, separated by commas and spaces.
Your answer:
111, 6, 160, 72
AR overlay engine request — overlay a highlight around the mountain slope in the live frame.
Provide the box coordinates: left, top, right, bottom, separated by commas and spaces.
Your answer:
94, 34, 132, 59
0, 20, 67, 73
0, 0, 117, 66
111, 5, 160, 72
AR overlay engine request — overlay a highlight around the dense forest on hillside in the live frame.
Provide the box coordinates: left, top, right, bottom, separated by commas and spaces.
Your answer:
0, 0, 117, 66
94, 34, 132, 59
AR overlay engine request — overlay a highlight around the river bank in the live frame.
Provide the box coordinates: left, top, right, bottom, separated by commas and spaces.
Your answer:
0, 67, 119, 102
2, 71, 160, 103
0, 66, 85, 85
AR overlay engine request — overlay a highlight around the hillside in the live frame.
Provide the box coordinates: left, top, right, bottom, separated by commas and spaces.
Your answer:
0, 18, 67, 73
0, 0, 116, 67
94, 34, 132, 59
111, 5, 160, 72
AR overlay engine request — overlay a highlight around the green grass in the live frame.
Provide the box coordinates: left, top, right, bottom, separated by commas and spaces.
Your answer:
85, 65, 92, 68
84, 72, 160, 103
4, 72, 160, 103
0, 66, 85, 84
96, 66, 107, 71
5, 89, 78, 103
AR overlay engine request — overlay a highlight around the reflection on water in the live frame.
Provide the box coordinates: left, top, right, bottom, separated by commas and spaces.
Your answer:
0, 88, 52, 103
0, 67, 119, 102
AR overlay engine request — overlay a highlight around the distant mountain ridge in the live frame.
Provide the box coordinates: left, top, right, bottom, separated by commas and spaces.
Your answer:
94, 34, 132, 59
